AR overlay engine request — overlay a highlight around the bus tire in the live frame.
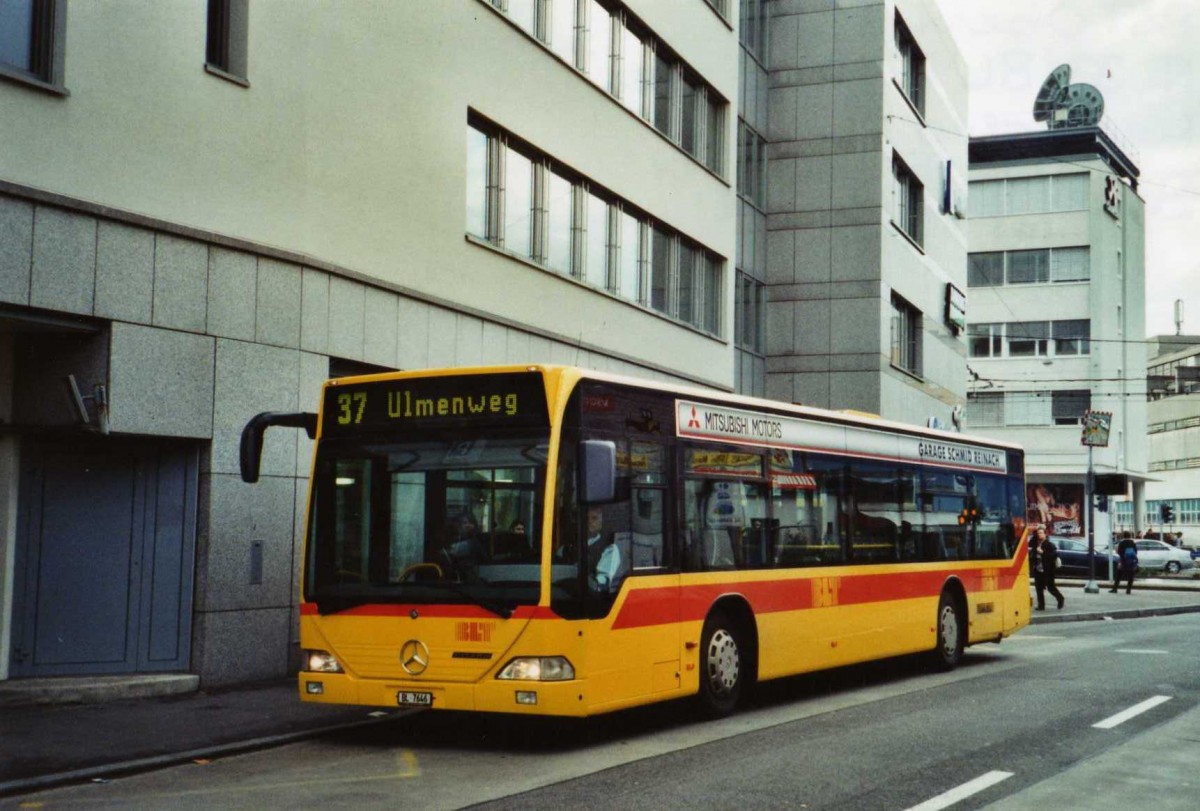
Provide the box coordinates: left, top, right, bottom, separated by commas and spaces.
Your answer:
698, 610, 743, 718
931, 591, 964, 671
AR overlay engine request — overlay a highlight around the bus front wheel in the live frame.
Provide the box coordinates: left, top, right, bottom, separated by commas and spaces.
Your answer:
698, 610, 743, 718
931, 591, 964, 670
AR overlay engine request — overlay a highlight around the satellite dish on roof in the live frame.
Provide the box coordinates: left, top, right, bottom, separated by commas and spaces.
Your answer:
1033, 64, 1072, 122
1031, 64, 1104, 129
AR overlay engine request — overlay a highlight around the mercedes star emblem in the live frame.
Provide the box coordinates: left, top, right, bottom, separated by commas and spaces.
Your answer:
399, 639, 430, 675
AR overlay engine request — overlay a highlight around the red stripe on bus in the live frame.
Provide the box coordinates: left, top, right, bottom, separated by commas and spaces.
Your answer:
613, 543, 1029, 630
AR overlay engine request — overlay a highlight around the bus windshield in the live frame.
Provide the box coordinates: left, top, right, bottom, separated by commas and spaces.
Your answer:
305, 430, 549, 614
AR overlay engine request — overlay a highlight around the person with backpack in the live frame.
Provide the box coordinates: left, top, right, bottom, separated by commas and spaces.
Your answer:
1031, 526, 1064, 610
1112, 535, 1138, 594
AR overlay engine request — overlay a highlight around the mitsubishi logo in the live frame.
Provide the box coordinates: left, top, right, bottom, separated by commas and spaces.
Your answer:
399, 639, 430, 675
688, 406, 700, 429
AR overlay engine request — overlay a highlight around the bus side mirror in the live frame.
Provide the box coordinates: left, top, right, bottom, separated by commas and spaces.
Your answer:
579, 440, 616, 504
240, 412, 318, 483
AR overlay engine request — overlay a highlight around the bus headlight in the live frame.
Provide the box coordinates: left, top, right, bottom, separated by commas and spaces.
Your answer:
497, 656, 575, 681
303, 649, 344, 673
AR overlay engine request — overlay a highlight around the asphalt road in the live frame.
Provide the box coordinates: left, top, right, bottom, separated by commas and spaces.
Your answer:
7, 615, 1198, 810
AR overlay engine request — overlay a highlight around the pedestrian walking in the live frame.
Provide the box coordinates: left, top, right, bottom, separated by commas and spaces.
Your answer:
1031, 526, 1064, 610
1111, 535, 1138, 594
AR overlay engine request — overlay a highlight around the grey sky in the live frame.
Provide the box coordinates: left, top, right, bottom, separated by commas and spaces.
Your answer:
936, 0, 1200, 338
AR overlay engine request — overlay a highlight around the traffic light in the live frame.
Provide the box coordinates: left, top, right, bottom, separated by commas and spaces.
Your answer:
1161, 504, 1176, 523
957, 505, 981, 526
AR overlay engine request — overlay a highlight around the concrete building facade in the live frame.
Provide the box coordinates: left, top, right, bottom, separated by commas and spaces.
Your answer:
1113, 336, 1200, 541
764, 0, 970, 427
1, 0, 972, 688
0, 0, 739, 686
965, 127, 1148, 544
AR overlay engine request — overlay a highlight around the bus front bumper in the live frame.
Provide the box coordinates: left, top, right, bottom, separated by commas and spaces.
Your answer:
297, 672, 588, 717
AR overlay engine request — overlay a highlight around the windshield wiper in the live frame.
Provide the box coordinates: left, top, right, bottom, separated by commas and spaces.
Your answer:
428, 581, 513, 620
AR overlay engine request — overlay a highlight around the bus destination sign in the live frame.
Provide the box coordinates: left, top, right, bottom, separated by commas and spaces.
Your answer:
321, 372, 549, 435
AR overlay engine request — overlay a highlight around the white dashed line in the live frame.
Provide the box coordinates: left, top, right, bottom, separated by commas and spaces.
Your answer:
903, 770, 1015, 811
1093, 695, 1173, 729
1113, 649, 1169, 655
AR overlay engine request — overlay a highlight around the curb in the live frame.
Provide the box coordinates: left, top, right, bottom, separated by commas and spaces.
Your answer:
1029, 603, 1200, 625
0, 711, 407, 799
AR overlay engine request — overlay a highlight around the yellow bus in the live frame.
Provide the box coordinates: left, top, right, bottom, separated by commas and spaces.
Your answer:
240, 364, 1029, 718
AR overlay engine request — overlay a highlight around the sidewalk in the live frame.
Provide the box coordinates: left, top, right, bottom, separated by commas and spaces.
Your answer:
2, 578, 1199, 800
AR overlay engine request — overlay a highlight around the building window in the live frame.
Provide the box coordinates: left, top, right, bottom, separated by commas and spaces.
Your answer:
704, 92, 724, 174
738, 120, 767, 209
585, 0, 613, 91
702, 254, 721, 334
966, 392, 1004, 428
969, 173, 1089, 218
1006, 391, 1050, 426
545, 169, 575, 274
503, 144, 536, 258
968, 390, 1091, 429
1, 0, 65, 89
680, 74, 699, 156
894, 12, 925, 116
739, 0, 768, 62
677, 242, 698, 326
735, 272, 765, 355
649, 225, 671, 314
1050, 247, 1090, 282
620, 26, 645, 116
892, 154, 924, 246
652, 52, 674, 137
206, 0, 249, 82
1052, 390, 1090, 425
503, 0, 537, 34
493, 0, 728, 178
548, 0, 577, 63
968, 323, 1003, 358
1007, 321, 1049, 357
1007, 249, 1049, 284
466, 125, 492, 239
968, 253, 1003, 287
616, 208, 642, 301
468, 116, 722, 333
968, 247, 1091, 287
890, 294, 922, 375
1052, 320, 1090, 355
584, 191, 610, 288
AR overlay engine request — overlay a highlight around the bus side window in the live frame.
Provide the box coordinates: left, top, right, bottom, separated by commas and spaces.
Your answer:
630, 487, 665, 568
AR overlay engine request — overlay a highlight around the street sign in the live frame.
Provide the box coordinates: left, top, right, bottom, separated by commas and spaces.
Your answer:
1081, 410, 1112, 447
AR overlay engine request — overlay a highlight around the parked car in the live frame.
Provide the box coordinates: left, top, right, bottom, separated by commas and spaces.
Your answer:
1049, 536, 1121, 578
1134, 539, 1196, 574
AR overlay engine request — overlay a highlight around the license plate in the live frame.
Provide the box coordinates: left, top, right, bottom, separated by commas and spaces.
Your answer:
397, 691, 433, 707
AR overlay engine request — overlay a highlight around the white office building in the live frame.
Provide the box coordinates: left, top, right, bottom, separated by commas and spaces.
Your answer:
966, 127, 1148, 543
1114, 335, 1200, 540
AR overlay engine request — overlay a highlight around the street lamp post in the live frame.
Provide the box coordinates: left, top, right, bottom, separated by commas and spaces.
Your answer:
1081, 410, 1112, 595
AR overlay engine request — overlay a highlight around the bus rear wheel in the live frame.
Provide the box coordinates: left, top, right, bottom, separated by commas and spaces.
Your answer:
931, 591, 964, 671
698, 610, 743, 718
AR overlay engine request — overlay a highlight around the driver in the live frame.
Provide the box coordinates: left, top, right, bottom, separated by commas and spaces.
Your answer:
585, 507, 622, 591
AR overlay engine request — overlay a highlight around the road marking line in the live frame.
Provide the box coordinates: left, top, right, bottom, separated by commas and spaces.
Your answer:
398, 749, 421, 778
1093, 695, 1172, 729
903, 770, 1014, 811
1113, 649, 1169, 655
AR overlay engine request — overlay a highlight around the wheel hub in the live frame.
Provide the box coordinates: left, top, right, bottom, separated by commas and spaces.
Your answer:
707, 628, 740, 695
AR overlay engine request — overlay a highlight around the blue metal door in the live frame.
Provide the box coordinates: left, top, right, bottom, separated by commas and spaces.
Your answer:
11, 439, 198, 677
